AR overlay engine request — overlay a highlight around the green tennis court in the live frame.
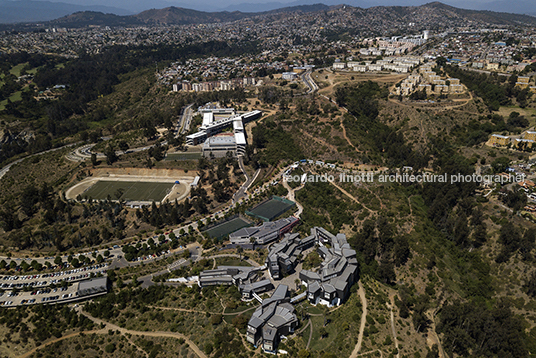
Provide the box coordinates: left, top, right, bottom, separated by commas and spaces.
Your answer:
204, 217, 252, 240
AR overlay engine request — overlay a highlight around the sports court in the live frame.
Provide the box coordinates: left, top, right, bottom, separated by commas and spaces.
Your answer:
246, 196, 296, 221
204, 217, 252, 240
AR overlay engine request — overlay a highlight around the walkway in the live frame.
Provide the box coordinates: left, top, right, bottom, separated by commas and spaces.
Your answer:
388, 293, 400, 358
77, 308, 207, 358
350, 281, 368, 358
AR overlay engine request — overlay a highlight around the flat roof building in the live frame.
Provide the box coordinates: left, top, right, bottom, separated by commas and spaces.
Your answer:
186, 109, 262, 157
229, 217, 299, 245
77, 277, 109, 297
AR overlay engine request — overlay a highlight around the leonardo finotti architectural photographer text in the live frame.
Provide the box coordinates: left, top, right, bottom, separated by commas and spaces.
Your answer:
283, 172, 526, 184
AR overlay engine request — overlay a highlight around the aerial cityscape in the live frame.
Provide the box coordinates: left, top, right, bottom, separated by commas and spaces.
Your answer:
1, 1, 536, 357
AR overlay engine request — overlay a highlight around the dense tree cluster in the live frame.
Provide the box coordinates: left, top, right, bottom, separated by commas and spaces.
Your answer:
250, 118, 304, 166
495, 222, 535, 263
349, 216, 409, 284
121, 233, 194, 262
444, 64, 533, 110
438, 300, 528, 357
297, 181, 354, 232
336, 81, 427, 168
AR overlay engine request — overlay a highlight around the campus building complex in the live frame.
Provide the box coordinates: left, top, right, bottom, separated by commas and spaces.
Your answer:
300, 227, 359, 307
246, 285, 298, 353
199, 227, 360, 352
266, 232, 315, 279
229, 217, 299, 245
186, 109, 262, 157
198, 266, 261, 287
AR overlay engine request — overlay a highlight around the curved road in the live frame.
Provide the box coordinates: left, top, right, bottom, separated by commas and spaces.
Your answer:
0, 142, 81, 181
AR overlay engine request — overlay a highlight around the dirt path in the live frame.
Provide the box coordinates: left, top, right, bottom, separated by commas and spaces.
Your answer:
78, 309, 207, 358
147, 306, 211, 315
282, 180, 304, 218
387, 89, 473, 113
350, 281, 368, 358
389, 294, 400, 358
319, 93, 361, 153
306, 318, 313, 349
340, 116, 361, 153
327, 179, 377, 213
426, 309, 447, 358
18, 329, 106, 358
356, 349, 384, 357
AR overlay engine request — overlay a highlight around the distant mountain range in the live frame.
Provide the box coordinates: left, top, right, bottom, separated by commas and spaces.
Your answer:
0, 0, 132, 23
223, 0, 536, 16
1, 1, 535, 27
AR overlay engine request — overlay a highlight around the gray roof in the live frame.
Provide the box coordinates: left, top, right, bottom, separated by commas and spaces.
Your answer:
271, 284, 289, 301
300, 270, 321, 282
78, 277, 108, 296
262, 325, 278, 342
323, 283, 336, 294
241, 279, 273, 293
308, 281, 321, 294
268, 304, 297, 329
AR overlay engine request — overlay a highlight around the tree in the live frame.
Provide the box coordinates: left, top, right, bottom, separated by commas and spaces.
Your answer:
394, 236, 410, 266
210, 314, 223, 325
237, 246, 244, 261
91, 153, 98, 166
20, 184, 39, 217
297, 349, 311, 358
323, 305, 330, 326
104, 144, 118, 165
54, 256, 62, 265
118, 140, 129, 152
491, 156, 510, 173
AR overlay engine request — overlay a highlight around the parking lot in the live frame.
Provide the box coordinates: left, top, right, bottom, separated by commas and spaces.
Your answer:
0, 263, 108, 291
0, 282, 80, 307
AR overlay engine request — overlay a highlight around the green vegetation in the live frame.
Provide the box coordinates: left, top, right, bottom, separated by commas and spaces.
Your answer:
444, 64, 533, 110
250, 117, 304, 166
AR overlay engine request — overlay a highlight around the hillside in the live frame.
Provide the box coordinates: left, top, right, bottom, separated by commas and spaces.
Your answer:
9, 1, 536, 28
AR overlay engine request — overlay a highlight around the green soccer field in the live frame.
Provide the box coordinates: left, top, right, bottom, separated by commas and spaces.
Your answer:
83, 180, 174, 202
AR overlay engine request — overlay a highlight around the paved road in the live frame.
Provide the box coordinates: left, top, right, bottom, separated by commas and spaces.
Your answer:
233, 158, 260, 204
179, 104, 194, 135
0, 142, 81, 181
301, 70, 319, 94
